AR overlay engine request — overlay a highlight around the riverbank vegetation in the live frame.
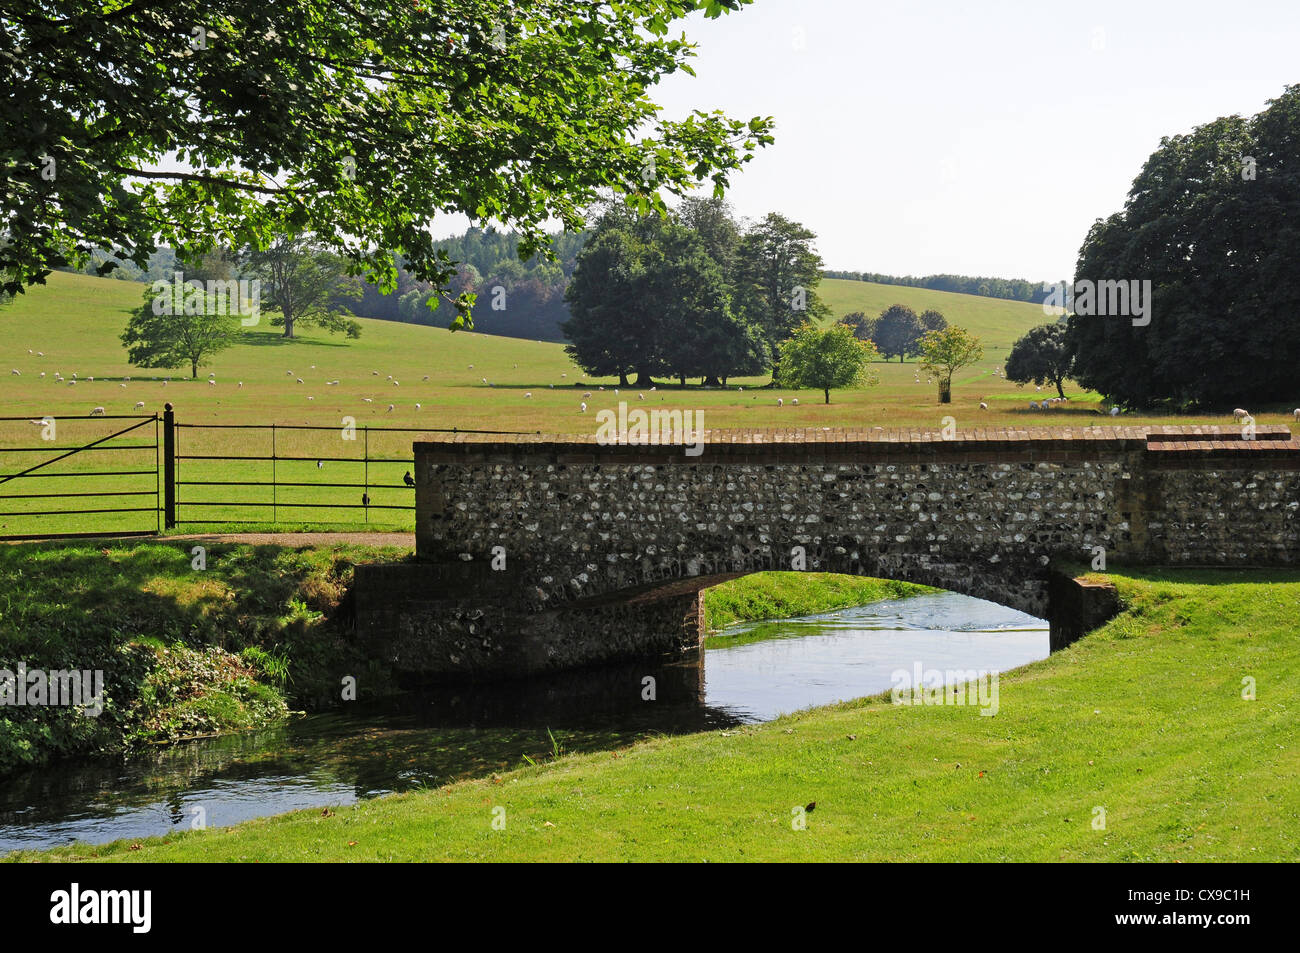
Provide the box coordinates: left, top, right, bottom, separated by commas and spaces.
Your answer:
0, 540, 409, 772
15, 567, 1297, 862
701, 572, 936, 630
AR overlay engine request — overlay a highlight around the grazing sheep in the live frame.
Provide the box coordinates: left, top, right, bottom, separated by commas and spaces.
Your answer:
372, 370, 379, 375
1233, 408, 1249, 420
423, 375, 430, 381
650, 386, 656, 392
791, 398, 799, 406
580, 402, 587, 413
119, 383, 126, 388
90, 406, 105, 416
39, 372, 45, 378
387, 375, 393, 380
134, 401, 145, 409
208, 380, 216, 386
638, 393, 644, 401
9, 369, 18, 376
307, 396, 314, 401
599, 386, 605, 391
524, 392, 532, 399
482, 377, 487, 384
613, 388, 619, 395
561, 373, 566, 378
1035, 385, 1042, 392
393, 380, 398, 386
1029, 401, 1038, 410
238, 382, 243, 388
980, 402, 988, 410
414, 403, 421, 410
386, 404, 394, 412
297, 378, 304, 383
1110, 406, 1121, 416
469, 365, 474, 370
287, 370, 294, 376
1293, 408, 1300, 420
777, 398, 784, 406
362, 397, 373, 403
583, 391, 592, 398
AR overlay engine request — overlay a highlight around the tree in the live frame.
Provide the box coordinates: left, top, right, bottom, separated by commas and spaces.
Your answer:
919, 309, 948, 333
1, 1, 774, 329
1006, 323, 1073, 398
562, 222, 655, 386
245, 237, 363, 339
1066, 85, 1300, 407
121, 286, 243, 379
838, 311, 875, 341
732, 213, 830, 374
776, 323, 879, 404
918, 327, 984, 403
872, 304, 924, 362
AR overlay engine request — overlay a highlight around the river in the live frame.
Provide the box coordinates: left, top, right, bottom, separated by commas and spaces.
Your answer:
0, 590, 1047, 853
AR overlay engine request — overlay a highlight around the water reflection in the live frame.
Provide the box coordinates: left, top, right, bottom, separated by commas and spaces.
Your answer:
0, 591, 1047, 852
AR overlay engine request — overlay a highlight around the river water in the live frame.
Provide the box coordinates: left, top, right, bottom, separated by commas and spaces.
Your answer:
0, 591, 1047, 853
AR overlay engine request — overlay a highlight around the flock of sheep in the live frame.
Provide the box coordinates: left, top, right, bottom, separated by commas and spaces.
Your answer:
12, 349, 1300, 424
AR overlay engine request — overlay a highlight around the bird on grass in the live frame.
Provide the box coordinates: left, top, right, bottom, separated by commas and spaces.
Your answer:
317, 460, 325, 469
361, 492, 371, 507
403, 471, 415, 487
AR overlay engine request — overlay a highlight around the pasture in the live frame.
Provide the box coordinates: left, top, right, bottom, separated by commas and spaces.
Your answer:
1, 271, 1291, 536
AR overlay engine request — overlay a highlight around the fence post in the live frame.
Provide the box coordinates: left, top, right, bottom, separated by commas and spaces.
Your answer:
163, 403, 176, 529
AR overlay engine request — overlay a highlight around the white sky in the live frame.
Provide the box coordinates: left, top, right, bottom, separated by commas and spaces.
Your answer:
634, 0, 1299, 282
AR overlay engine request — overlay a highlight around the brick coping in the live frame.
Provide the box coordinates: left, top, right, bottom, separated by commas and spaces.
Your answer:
416, 424, 1293, 448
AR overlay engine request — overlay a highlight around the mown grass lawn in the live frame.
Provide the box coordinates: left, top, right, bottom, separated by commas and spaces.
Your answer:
15, 567, 1297, 862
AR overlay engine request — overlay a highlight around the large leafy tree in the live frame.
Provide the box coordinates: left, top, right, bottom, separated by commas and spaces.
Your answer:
121, 286, 243, 378
918, 326, 983, 404
1067, 85, 1300, 407
871, 304, 924, 362
562, 221, 654, 386
1006, 323, 1073, 398
1, 1, 774, 328
244, 236, 363, 338
776, 322, 879, 404
732, 213, 829, 373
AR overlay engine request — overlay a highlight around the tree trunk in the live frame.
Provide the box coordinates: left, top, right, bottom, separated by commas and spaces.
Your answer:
1056, 378, 1065, 398
619, 370, 629, 387
824, 388, 830, 404
939, 378, 952, 403
679, 375, 686, 387
283, 313, 295, 338
191, 361, 198, 379
634, 366, 654, 387
702, 375, 722, 387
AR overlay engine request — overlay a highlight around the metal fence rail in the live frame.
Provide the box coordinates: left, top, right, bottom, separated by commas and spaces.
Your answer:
0, 408, 538, 539
0, 414, 161, 539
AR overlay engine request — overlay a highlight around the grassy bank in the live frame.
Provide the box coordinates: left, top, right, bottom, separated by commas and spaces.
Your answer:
0, 539, 410, 772
702, 571, 936, 630
16, 567, 1298, 862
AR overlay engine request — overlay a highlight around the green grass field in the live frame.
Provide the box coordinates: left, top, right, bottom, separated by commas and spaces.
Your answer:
13, 567, 1296, 862
2, 272, 1291, 537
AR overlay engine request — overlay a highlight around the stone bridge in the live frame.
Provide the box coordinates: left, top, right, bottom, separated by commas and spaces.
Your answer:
354, 425, 1300, 679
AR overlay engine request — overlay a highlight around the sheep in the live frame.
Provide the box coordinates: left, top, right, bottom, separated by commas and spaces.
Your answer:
414, 403, 421, 410
39, 372, 45, 378
119, 383, 126, 388
362, 397, 373, 403
481, 377, 487, 384
613, 388, 619, 395
638, 393, 645, 401
1293, 408, 1300, 420
68, 380, 76, 386
423, 375, 430, 381
287, 371, 294, 376
560, 372, 565, 377
1110, 406, 1121, 416
524, 392, 532, 399
208, 380, 216, 386
386, 403, 394, 412
296, 378, 304, 384
37, 352, 44, 357
1233, 408, 1249, 420
392, 380, 399, 386
580, 402, 587, 413
650, 386, 656, 392
238, 382, 243, 388
583, 391, 592, 398
1029, 401, 1039, 410
469, 365, 475, 370
90, 406, 105, 416
599, 386, 605, 391
307, 396, 315, 401
791, 398, 799, 406
372, 370, 379, 375
387, 375, 393, 381
777, 398, 784, 406
979, 402, 988, 410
